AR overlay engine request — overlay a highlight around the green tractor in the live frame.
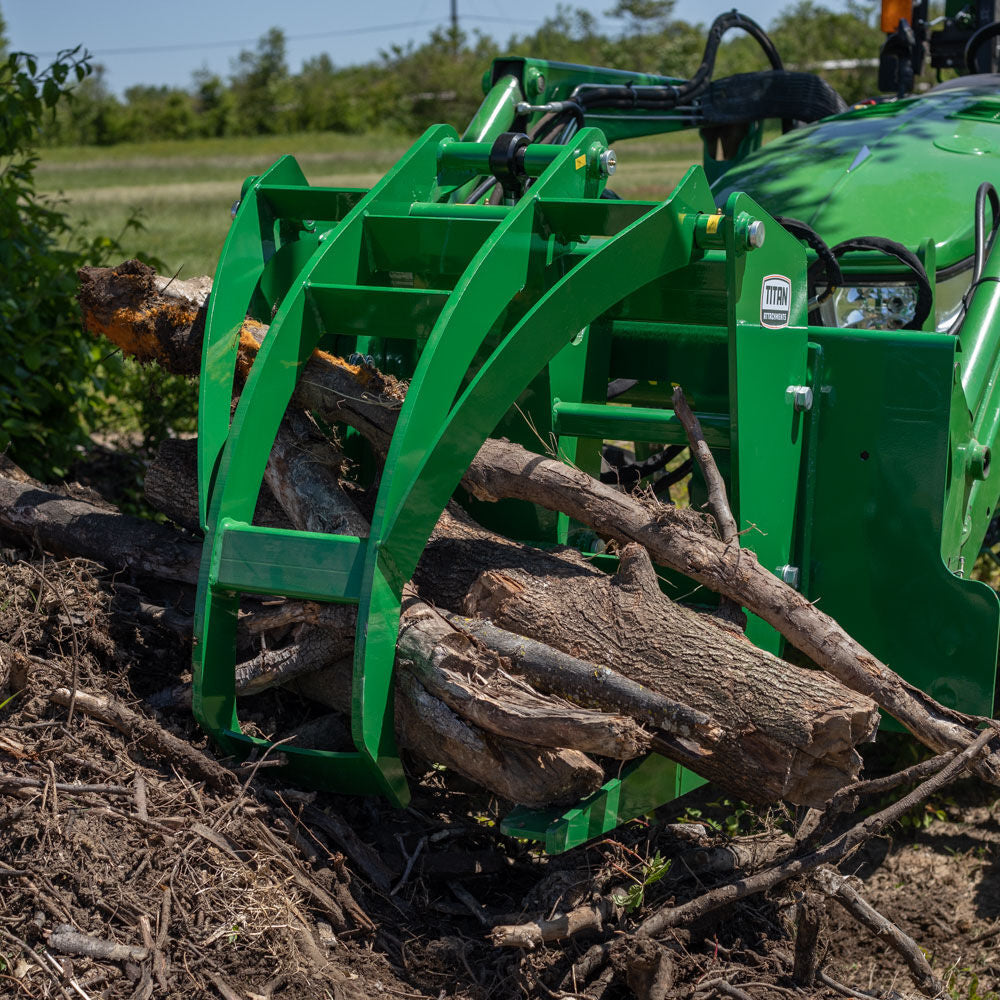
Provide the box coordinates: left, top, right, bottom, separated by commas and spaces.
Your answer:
193, 0, 1000, 851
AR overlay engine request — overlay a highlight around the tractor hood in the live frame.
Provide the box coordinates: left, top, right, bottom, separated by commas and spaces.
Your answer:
712, 78, 1000, 271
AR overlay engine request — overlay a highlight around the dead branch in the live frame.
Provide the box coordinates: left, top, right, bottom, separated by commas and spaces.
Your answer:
49, 687, 235, 791
637, 722, 999, 936
490, 895, 619, 949
47, 924, 148, 963
813, 865, 943, 996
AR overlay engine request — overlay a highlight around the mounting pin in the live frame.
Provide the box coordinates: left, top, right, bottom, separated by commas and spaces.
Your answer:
600, 149, 617, 176
777, 564, 801, 589
746, 219, 766, 249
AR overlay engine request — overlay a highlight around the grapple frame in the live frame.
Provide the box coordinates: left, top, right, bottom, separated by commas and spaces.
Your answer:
193, 60, 1000, 853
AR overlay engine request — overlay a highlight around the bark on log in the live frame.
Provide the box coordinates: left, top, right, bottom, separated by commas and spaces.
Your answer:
265, 411, 370, 538
398, 592, 653, 759
139, 442, 723, 752
0, 470, 603, 804
74, 261, 1000, 783
0, 472, 201, 585
463, 544, 876, 805
441, 612, 719, 743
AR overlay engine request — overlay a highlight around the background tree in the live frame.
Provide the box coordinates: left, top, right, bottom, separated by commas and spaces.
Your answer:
192, 68, 233, 137
229, 27, 294, 135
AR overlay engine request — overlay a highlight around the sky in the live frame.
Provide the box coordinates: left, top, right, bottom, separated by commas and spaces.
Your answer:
2, 0, 800, 96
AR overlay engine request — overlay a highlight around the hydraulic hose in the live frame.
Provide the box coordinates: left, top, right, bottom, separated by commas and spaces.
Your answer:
973, 181, 1000, 284
947, 182, 1000, 336
830, 236, 933, 330
776, 216, 843, 304
567, 11, 782, 112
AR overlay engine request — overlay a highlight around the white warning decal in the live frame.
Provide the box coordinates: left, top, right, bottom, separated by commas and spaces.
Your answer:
760, 274, 791, 329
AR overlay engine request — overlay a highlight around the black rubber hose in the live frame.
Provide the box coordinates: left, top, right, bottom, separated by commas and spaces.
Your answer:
965, 21, 1000, 74
652, 457, 694, 495
776, 216, 843, 302
830, 237, 933, 330
697, 71, 846, 125
946, 182, 1000, 335
568, 11, 781, 111
607, 378, 637, 399
973, 181, 1000, 283
601, 444, 686, 490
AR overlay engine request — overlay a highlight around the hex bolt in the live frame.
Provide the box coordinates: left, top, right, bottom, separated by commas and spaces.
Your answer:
746, 219, 766, 249
600, 148, 617, 176
967, 440, 991, 480
786, 384, 813, 411
777, 564, 801, 589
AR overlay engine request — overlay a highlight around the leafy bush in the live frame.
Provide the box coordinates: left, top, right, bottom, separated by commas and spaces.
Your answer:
0, 44, 195, 479
0, 45, 103, 477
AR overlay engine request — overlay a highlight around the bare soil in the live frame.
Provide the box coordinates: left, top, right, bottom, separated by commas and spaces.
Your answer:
2, 533, 999, 1000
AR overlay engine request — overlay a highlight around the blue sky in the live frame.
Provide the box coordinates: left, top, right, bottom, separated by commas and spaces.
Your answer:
3, 0, 803, 95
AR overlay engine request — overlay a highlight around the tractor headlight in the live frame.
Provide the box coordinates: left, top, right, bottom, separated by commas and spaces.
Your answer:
819, 283, 918, 330
817, 266, 973, 333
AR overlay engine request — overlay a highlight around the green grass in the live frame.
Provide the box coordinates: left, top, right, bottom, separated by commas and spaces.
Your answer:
38, 130, 415, 277
37, 129, 709, 278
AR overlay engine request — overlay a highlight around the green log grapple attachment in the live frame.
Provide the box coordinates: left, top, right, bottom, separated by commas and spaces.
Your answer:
195, 13, 1000, 853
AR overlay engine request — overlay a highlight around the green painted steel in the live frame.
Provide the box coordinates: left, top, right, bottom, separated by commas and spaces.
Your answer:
193, 50, 1000, 855
803, 325, 999, 721
213, 522, 365, 601
552, 400, 731, 447
712, 83, 1000, 270
501, 755, 706, 853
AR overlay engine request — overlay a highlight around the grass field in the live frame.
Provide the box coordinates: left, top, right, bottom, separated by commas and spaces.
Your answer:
38, 129, 707, 278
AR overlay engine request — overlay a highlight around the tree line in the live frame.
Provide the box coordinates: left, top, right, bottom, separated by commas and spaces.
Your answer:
37, 0, 886, 147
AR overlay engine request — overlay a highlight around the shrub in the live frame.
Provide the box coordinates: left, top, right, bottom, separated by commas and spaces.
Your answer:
0, 45, 103, 477
0, 45, 194, 479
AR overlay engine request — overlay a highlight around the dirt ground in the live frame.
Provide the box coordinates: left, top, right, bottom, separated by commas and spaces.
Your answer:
2, 529, 1000, 1000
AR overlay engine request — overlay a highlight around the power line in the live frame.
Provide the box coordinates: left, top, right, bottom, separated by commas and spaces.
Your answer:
30, 11, 554, 61
32, 18, 443, 59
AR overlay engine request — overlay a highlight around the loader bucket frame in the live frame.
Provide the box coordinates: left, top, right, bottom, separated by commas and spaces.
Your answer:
192, 105, 818, 850
194, 61, 1000, 854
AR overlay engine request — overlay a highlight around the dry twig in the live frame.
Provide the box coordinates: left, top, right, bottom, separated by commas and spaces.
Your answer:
638, 722, 999, 936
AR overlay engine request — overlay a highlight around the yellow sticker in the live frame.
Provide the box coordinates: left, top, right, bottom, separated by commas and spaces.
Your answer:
575, 154, 587, 170
705, 214, 721, 234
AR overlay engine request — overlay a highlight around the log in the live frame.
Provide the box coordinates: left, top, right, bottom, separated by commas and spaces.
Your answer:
463, 543, 876, 805
71, 263, 922, 808
140, 431, 873, 805
137, 437, 725, 751
0, 471, 201, 584
0, 470, 603, 804
74, 260, 1000, 785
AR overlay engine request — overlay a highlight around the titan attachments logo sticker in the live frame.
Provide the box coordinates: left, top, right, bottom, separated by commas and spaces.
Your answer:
760, 274, 791, 328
